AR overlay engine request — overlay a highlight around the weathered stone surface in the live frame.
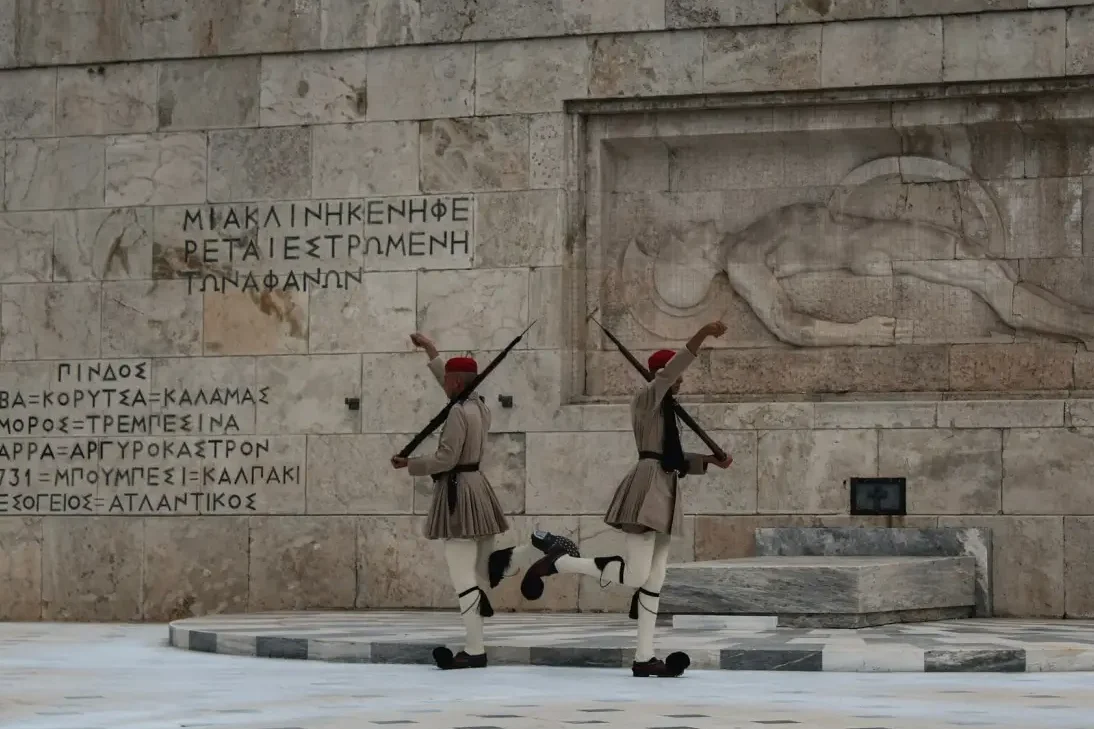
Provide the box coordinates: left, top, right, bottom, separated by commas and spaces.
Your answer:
0, 213, 54, 283
703, 25, 821, 92
530, 113, 565, 189
577, 515, 695, 613
1069, 398, 1094, 427
879, 429, 1002, 514
308, 271, 416, 353
53, 208, 153, 282
589, 33, 702, 97
1020, 257, 1094, 309
419, 0, 564, 43
356, 515, 454, 609
938, 515, 1064, 617
157, 58, 260, 131
708, 346, 950, 395
367, 45, 474, 121
526, 432, 635, 514
413, 432, 526, 515
1, 283, 101, 360
101, 281, 202, 357
901, 0, 1025, 15
937, 400, 1065, 428
779, 0, 903, 21
320, 0, 421, 48
312, 122, 419, 197
152, 356, 258, 434
1064, 516, 1094, 617
1077, 352, 1094, 389
757, 430, 878, 513
694, 515, 815, 560
0, 517, 42, 620
949, 343, 1075, 391
755, 525, 993, 617
0, 68, 54, 138
717, 403, 815, 430
143, 517, 249, 620
661, 555, 975, 615
421, 117, 529, 192
814, 402, 936, 429
359, 353, 447, 433
248, 516, 357, 610
1024, 122, 1094, 178
988, 178, 1082, 258
475, 38, 589, 115
121, 0, 321, 60
820, 18, 942, 87
942, 10, 1066, 82
4, 137, 105, 211
13, 0, 120, 66
475, 191, 563, 268
0, 2, 12, 67
209, 127, 311, 202
1003, 428, 1094, 515
308, 434, 414, 514
679, 430, 758, 514
894, 276, 1012, 345
259, 51, 369, 126
105, 133, 207, 207
417, 268, 530, 350
57, 64, 156, 135
669, 0, 775, 28
203, 290, 309, 356
898, 123, 1025, 182
256, 354, 361, 434
563, 0, 664, 33
529, 267, 563, 349
42, 517, 143, 621
1067, 7, 1094, 74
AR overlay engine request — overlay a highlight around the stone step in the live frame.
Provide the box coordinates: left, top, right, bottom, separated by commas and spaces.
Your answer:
661, 555, 976, 629
671, 615, 779, 631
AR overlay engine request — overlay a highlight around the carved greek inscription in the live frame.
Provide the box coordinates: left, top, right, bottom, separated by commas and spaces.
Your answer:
157, 195, 475, 292
0, 360, 295, 514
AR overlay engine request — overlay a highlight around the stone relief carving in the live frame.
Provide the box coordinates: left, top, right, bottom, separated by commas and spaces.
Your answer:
623, 156, 1094, 348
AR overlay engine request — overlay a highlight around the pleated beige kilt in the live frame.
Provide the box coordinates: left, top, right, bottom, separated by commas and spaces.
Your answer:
424, 472, 509, 540
602, 461, 684, 536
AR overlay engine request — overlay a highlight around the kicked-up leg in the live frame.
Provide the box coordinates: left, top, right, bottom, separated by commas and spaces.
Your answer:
487, 530, 581, 589
521, 531, 657, 601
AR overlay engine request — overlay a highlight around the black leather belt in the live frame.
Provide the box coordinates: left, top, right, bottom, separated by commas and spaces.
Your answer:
638, 451, 662, 461
434, 463, 480, 514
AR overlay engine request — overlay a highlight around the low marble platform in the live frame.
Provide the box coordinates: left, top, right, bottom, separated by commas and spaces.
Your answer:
659, 556, 976, 628
755, 527, 993, 617
167, 611, 1094, 672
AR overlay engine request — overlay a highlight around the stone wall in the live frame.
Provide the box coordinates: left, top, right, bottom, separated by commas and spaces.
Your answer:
2, 1, 1094, 622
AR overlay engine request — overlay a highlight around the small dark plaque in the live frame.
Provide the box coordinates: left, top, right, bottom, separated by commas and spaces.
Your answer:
849, 477, 907, 516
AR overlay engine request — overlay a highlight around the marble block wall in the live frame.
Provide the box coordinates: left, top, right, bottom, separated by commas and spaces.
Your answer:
2, 2, 1094, 621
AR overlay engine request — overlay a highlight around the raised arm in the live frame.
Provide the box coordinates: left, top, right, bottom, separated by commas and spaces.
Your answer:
408, 406, 466, 476
410, 332, 446, 387
642, 321, 728, 406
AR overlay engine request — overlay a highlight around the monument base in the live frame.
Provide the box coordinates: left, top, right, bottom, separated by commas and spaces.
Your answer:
660, 555, 976, 629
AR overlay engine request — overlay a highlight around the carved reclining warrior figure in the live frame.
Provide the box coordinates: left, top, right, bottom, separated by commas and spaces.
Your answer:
391, 332, 575, 671
516, 321, 734, 678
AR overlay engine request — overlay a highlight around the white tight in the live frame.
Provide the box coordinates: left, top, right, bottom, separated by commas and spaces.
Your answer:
553, 531, 672, 662
444, 538, 487, 656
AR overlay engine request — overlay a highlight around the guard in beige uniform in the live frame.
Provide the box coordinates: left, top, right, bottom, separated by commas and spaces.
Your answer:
392, 332, 576, 671
519, 321, 733, 678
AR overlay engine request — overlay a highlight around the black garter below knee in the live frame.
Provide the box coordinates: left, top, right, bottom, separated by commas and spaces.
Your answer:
458, 586, 494, 618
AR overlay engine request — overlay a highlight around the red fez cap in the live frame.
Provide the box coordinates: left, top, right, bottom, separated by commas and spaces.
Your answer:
648, 349, 675, 372
445, 356, 478, 374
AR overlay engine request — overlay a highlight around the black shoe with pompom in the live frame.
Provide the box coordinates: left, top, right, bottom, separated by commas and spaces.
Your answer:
433, 647, 488, 670
632, 652, 690, 678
